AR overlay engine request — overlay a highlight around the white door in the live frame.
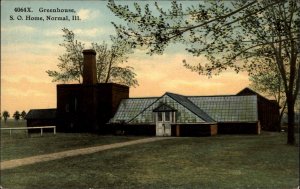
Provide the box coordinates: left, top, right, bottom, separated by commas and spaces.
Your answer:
156, 112, 172, 136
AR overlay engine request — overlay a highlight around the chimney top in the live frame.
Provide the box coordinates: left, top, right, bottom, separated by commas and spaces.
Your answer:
82, 49, 97, 85
83, 49, 96, 55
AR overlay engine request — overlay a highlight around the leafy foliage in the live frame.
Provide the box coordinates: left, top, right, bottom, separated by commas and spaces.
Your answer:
92, 36, 138, 87
2, 111, 10, 123
249, 60, 287, 121
13, 111, 20, 121
46, 28, 138, 87
20, 111, 27, 120
46, 29, 84, 83
250, 62, 285, 102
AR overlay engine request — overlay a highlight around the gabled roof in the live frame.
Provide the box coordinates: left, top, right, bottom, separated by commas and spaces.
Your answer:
25, 109, 56, 120
110, 92, 219, 124
109, 97, 158, 123
126, 92, 216, 124
166, 92, 215, 122
237, 87, 280, 107
237, 87, 263, 97
153, 103, 177, 112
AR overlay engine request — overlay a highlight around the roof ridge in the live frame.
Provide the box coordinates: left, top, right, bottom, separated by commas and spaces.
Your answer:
165, 93, 216, 123
237, 87, 276, 103
127, 92, 177, 123
153, 102, 177, 112
126, 96, 162, 124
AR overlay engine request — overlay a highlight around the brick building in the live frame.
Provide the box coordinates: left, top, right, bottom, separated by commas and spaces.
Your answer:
56, 50, 129, 132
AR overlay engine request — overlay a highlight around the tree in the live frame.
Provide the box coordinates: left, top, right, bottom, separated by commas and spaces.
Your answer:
46, 28, 138, 87
108, 0, 299, 145
13, 111, 20, 121
249, 60, 287, 127
92, 36, 138, 86
20, 111, 27, 120
2, 111, 10, 123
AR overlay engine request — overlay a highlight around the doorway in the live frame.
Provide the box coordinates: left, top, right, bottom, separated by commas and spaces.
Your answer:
155, 112, 173, 136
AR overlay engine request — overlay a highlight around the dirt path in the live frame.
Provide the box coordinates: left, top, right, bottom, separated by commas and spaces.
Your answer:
1, 137, 173, 170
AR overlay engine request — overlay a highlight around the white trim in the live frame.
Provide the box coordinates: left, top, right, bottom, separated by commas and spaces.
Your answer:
1, 126, 56, 136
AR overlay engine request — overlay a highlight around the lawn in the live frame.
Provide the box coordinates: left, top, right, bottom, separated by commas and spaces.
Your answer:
0, 131, 299, 189
0, 120, 144, 161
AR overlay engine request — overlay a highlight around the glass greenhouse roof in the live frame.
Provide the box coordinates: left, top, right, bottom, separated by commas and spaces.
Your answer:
188, 95, 258, 122
128, 93, 213, 124
110, 97, 157, 123
109, 93, 258, 124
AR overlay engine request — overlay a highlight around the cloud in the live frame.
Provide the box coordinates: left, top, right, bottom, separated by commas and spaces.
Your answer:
2, 42, 62, 55
77, 9, 100, 20
1, 25, 36, 33
72, 28, 115, 45
44, 29, 62, 37
74, 28, 101, 36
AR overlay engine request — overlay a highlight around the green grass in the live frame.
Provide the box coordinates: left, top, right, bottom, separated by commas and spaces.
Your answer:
0, 120, 144, 161
0, 119, 27, 127
1, 132, 299, 189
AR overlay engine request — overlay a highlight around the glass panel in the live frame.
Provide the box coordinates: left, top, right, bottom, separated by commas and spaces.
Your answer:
128, 94, 203, 124
188, 95, 257, 122
110, 98, 157, 123
165, 112, 170, 121
158, 112, 162, 121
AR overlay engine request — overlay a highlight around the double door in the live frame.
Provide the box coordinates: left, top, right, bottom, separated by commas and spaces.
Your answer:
155, 112, 172, 136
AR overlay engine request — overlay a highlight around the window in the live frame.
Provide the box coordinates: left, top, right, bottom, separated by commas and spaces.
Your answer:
165, 112, 170, 121
158, 112, 162, 121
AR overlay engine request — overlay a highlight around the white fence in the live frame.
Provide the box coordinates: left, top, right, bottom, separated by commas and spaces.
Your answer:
0, 126, 56, 136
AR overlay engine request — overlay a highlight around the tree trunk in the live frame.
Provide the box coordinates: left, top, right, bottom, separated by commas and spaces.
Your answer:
286, 96, 295, 145
278, 101, 286, 131
105, 54, 114, 83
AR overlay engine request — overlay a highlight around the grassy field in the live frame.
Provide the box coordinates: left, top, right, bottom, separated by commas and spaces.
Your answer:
0, 119, 27, 128
0, 120, 144, 161
0, 128, 299, 189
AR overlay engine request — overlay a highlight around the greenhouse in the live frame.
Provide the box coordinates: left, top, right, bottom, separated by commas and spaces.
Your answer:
109, 92, 260, 136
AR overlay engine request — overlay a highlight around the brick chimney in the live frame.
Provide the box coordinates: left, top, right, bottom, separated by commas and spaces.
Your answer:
82, 49, 97, 85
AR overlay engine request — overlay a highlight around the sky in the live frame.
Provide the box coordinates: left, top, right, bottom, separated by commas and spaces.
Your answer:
1, 1, 250, 115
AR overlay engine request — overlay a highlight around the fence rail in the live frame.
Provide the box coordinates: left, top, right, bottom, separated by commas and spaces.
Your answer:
0, 126, 56, 136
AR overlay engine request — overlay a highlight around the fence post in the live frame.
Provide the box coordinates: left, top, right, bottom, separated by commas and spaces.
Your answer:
40, 128, 43, 136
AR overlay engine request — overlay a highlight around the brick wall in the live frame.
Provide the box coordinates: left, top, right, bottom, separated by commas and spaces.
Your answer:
56, 83, 129, 133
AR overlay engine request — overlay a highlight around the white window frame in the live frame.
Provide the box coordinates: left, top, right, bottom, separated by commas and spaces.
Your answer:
156, 112, 175, 123
164, 112, 171, 122
157, 112, 163, 122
